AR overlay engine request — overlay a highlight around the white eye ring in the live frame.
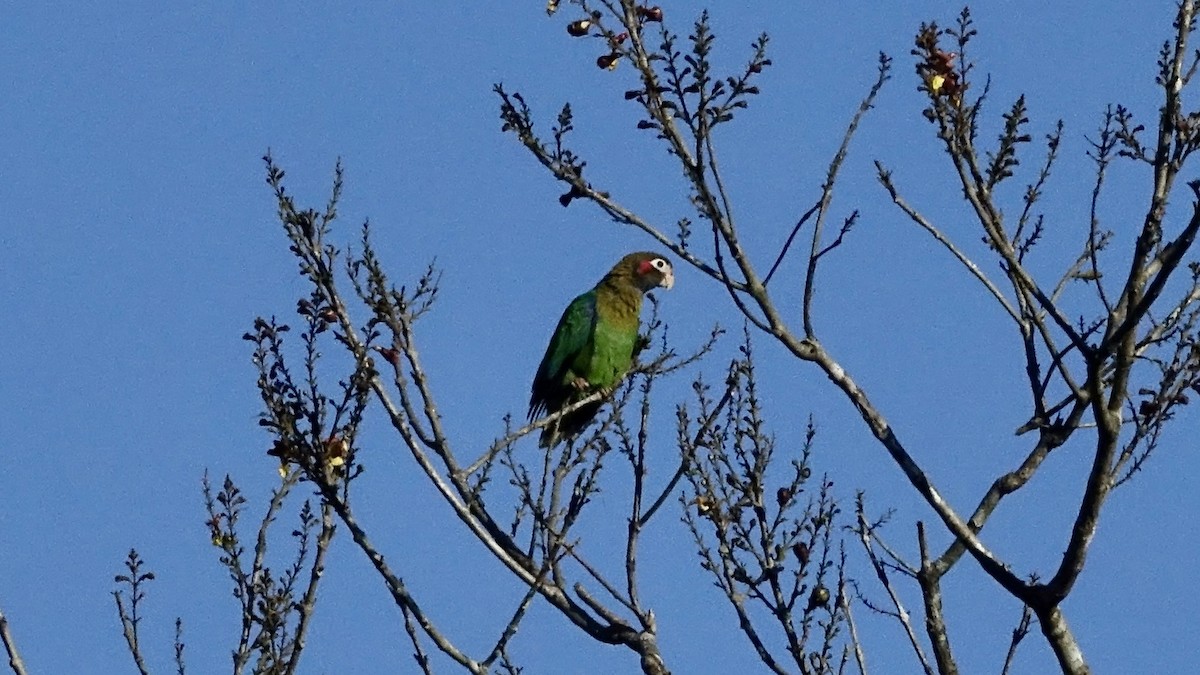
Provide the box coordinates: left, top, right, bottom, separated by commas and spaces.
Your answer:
652, 258, 669, 270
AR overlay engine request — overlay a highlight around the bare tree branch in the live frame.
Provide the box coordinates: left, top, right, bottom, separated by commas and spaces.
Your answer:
839, 584, 868, 675
802, 54, 891, 337
854, 502, 934, 675
113, 550, 153, 675
916, 523, 958, 675
876, 163, 1021, 324
0, 607, 29, 675
173, 618, 186, 675
400, 602, 435, 675
283, 501, 336, 675
317, 480, 487, 674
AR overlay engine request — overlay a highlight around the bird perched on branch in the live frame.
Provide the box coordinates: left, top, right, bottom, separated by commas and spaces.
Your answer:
529, 252, 675, 448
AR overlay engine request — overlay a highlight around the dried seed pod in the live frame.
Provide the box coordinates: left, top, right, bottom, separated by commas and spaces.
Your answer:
267, 438, 294, 461
694, 495, 723, 523
596, 52, 621, 70
558, 185, 585, 207
566, 19, 591, 37
806, 585, 830, 612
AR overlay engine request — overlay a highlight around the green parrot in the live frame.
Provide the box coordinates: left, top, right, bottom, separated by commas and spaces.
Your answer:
528, 251, 676, 448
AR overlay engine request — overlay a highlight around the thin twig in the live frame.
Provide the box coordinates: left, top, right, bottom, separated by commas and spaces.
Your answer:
1000, 604, 1034, 675
174, 618, 186, 675
283, 501, 337, 675
840, 581, 868, 675
114, 593, 151, 675
764, 200, 822, 286
462, 390, 608, 478
482, 567, 546, 668
317, 480, 486, 674
638, 363, 740, 527
0, 607, 29, 675
558, 540, 638, 614
802, 54, 891, 337
400, 602, 435, 675
855, 507, 934, 675
877, 163, 1021, 324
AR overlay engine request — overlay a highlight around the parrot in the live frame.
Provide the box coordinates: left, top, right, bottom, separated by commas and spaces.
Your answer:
528, 251, 676, 448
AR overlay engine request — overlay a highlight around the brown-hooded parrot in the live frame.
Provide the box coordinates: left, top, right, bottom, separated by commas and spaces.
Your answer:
528, 251, 675, 448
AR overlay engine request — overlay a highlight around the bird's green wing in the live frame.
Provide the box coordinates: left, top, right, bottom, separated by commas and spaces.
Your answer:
529, 290, 597, 420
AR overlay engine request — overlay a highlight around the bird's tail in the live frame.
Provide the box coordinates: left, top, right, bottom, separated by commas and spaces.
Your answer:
538, 400, 603, 449
538, 424, 559, 449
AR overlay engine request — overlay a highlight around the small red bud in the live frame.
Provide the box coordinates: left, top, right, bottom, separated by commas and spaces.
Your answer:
792, 542, 810, 565
613, 32, 629, 43
776, 487, 793, 507
637, 5, 663, 22
376, 347, 400, 366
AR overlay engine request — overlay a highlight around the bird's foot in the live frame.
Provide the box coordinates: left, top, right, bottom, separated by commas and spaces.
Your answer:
633, 334, 652, 356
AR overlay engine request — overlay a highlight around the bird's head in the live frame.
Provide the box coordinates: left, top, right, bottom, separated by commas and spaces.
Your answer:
620, 251, 675, 292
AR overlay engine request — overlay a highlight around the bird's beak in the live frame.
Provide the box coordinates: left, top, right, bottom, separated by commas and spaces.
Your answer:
660, 268, 675, 290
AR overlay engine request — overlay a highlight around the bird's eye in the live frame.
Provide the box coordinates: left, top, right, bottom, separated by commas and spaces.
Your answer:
652, 258, 668, 270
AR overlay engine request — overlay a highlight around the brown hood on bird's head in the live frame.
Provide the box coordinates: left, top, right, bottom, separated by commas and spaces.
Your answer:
606, 251, 674, 292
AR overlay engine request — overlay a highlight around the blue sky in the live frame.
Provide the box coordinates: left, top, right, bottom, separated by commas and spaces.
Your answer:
3, 2, 1197, 673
